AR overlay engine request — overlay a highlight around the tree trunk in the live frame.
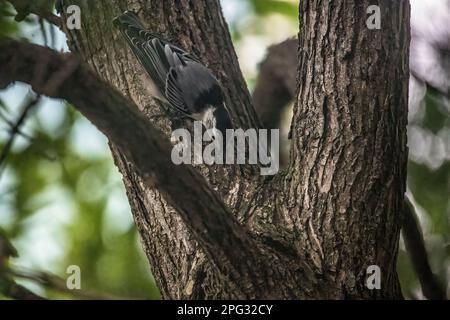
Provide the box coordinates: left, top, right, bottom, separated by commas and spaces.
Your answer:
60, 0, 267, 299
290, 0, 410, 299
27, 0, 410, 298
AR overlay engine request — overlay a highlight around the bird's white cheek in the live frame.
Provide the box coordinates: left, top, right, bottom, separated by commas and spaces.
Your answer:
202, 106, 216, 129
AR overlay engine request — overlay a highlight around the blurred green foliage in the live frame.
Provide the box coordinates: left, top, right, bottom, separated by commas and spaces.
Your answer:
0, 0, 448, 300
1, 100, 159, 298
0, 0, 159, 299
404, 88, 450, 297
0, 0, 18, 37
248, 0, 297, 18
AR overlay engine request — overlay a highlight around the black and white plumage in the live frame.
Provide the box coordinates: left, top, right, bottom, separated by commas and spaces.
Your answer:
113, 11, 232, 134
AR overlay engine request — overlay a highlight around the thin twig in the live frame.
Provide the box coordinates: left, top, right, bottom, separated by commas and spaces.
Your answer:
0, 109, 14, 127
8, 267, 129, 300
0, 95, 40, 182
402, 196, 446, 300
38, 17, 48, 47
2, 280, 46, 300
0, 109, 34, 140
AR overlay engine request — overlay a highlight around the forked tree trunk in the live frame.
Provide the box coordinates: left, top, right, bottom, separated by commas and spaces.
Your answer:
56, 0, 410, 299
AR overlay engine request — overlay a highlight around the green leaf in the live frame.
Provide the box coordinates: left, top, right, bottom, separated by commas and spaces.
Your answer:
248, 0, 298, 19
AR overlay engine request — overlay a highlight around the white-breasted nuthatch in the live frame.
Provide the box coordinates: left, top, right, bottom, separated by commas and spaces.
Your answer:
113, 11, 232, 135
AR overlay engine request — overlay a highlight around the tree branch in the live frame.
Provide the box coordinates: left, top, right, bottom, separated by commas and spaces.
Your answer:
6, 0, 63, 28
1, 280, 46, 300
252, 38, 297, 130
7, 267, 126, 300
0, 39, 268, 297
402, 197, 446, 300
0, 232, 44, 300
38, 12, 62, 28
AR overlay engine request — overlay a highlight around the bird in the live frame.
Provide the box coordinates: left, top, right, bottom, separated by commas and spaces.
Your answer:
113, 11, 232, 136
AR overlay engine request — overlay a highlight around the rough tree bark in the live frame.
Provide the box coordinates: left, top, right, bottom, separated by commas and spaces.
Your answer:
1, 0, 411, 299
290, 0, 409, 299
253, 15, 445, 301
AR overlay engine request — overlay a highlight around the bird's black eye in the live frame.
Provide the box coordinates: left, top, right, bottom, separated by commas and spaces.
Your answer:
210, 84, 224, 105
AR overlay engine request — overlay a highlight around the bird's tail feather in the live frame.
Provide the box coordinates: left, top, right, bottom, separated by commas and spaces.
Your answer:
113, 10, 144, 31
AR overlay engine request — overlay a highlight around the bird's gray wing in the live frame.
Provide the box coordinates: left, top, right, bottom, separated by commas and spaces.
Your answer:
114, 11, 199, 106
163, 42, 221, 116
165, 67, 190, 115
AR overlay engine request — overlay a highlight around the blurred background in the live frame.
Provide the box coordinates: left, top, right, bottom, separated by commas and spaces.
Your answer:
0, 0, 448, 299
